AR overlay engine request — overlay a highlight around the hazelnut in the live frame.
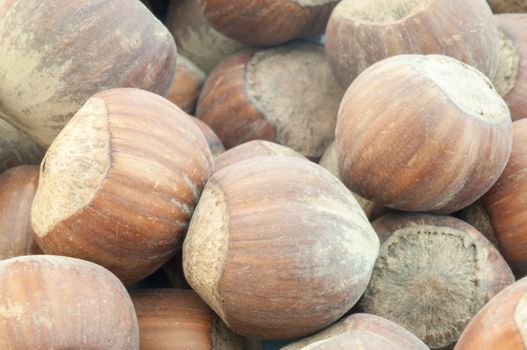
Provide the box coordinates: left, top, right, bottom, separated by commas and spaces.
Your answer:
455, 200, 500, 248
283, 313, 428, 350
167, 0, 247, 73
336, 54, 512, 213
488, 0, 527, 13
214, 140, 305, 172
0, 0, 176, 147
167, 54, 207, 114
0, 119, 42, 173
326, 0, 499, 88
290, 332, 398, 350
0, 255, 139, 349
362, 213, 514, 349
197, 41, 344, 159
30, 88, 213, 284
0, 166, 41, 260
131, 289, 257, 350
492, 14, 527, 121
319, 141, 388, 221
193, 118, 225, 156
183, 156, 379, 339
455, 277, 527, 350
197, 0, 339, 46
481, 119, 527, 277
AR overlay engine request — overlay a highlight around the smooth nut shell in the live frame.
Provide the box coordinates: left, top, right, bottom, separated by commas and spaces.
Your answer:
193, 118, 225, 156
455, 277, 527, 350
183, 156, 379, 339
197, 0, 339, 46
326, 0, 500, 87
167, 54, 207, 114
0, 165, 40, 260
482, 119, 527, 276
336, 54, 512, 213
283, 313, 428, 350
30, 88, 213, 284
0, 0, 176, 147
131, 289, 253, 350
0, 255, 139, 349
488, 0, 527, 12
214, 140, 305, 172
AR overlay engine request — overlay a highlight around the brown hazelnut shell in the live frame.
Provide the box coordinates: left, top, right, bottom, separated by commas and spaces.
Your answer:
30, 88, 213, 284
0, 165, 40, 260
167, 54, 207, 114
0, 0, 176, 147
326, 0, 499, 87
0, 255, 139, 349
0, 119, 42, 173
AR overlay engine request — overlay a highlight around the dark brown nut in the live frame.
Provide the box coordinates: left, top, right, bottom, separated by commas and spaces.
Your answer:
0, 0, 176, 147
0, 165, 40, 260
336, 54, 512, 213
283, 313, 428, 350
214, 140, 305, 172
197, 0, 339, 46
482, 119, 527, 277
197, 42, 344, 159
492, 14, 527, 121
455, 277, 527, 350
167, 0, 247, 73
183, 156, 379, 339
167, 54, 207, 114
193, 118, 225, 156
488, 0, 527, 13
30, 88, 213, 284
131, 289, 257, 350
362, 213, 514, 349
0, 119, 42, 173
455, 200, 500, 248
0, 255, 139, 349
326, 0, 499, 88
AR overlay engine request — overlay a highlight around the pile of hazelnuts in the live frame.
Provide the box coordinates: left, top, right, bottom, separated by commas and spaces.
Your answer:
0, 0, 526, 349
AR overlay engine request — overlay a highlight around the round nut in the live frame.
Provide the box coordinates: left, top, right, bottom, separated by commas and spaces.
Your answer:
30, 88, 213, 284
336, 54, 512, 213
0, 255, 139, 349
183, 156, 379, 339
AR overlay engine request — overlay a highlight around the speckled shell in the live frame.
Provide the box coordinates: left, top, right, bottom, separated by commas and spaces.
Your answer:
0, 0, 177, 147
131, 289, 255, 350
455, 277, 527, 350
0, 255, 139, 349
0, 166, 40, 260
482, 119, 527, 277
496, 14, 527, 121
326, 0, 499, 87
283, 313, 428, 350
183, 156, 380, 339
197, 0, 339, 46
31, 88, 213, 284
